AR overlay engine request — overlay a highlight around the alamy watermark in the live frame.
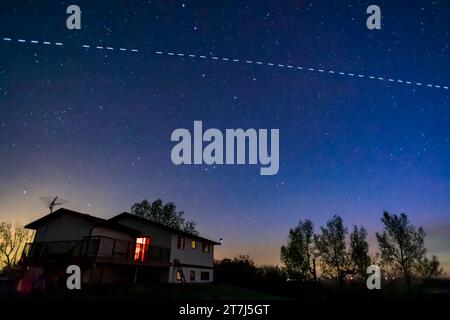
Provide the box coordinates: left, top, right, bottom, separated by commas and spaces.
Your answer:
66, 264, 81, 290
366, 265, 381, 290
170, 121, 279, 175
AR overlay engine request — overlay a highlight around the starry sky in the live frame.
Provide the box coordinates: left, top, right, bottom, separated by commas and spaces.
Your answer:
1, 1, 449, 272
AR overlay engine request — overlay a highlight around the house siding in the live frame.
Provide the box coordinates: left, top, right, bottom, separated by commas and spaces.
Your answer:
113, 217, 216, 284
24, 210, 218, 286
91, 226, 134, 242
33, 215, 94, 242
169, 234, 214, 267
113, 217, 172, 248
32, 215, 134, 243
168, 266, 213, 283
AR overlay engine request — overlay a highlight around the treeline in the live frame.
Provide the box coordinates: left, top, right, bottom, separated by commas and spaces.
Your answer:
215, 211, 444, 292
214, 255, 288, 296
131, 199, 199, 235
281, 211, 443, 289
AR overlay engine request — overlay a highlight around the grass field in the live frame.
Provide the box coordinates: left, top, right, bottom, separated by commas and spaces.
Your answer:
17, 282, 286, 300
3, 279, 450, 301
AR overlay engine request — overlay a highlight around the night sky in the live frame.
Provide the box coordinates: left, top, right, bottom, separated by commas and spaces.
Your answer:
1, 1, 449, 271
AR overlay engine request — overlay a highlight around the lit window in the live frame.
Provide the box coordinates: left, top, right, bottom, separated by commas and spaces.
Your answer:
134, 237, 151, 261
177, 236, 185, 250
191, 240, 196, 249
201, 242, 210, 253
190, 271, 195, 281
176, 271, 182, 281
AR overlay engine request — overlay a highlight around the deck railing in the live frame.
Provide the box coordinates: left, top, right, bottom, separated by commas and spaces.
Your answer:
22, 236, 170, 265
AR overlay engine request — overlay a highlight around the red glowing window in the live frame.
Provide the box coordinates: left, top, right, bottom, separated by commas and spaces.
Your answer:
134, 237, 151, 261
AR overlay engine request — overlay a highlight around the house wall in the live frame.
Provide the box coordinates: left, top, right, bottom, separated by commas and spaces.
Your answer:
91, 226, 134, 242
168, 266, 213, 283
169, 234, 214, 267
32, 215, 134, 243
33, 215, 94, 242
89, 265, 134, 285
91, 228, 135, 257
83, 264, 169, 285
113, 217, 172, 248
114, 216, 216, 284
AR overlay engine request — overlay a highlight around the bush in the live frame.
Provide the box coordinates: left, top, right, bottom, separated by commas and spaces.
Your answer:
214, 256, 287, 293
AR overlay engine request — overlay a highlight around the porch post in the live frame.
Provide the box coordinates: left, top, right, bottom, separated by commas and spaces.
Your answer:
90, 262, 97, 286
133, 266, 139, 285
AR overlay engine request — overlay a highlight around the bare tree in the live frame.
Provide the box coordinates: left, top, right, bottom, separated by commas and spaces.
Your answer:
376, 211, 428, 290
0, 222, 32, 269
418, 255, 444, 278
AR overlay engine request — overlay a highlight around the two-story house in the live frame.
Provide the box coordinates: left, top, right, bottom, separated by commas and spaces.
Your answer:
19, 208, 220, 291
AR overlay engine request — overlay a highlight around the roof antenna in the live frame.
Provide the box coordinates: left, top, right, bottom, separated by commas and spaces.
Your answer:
40, 196, 69, 213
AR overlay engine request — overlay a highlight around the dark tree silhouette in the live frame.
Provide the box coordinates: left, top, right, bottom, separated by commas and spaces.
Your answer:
215, 255, 258, 286
314, 215, 354, 288
131, 199, 199, 235
215, 255, 287, 290
183, 220, 198, 235
376, 211, 428, 290
419, 255, 444, 278
280, 219, 317, 281
349, 225, 371, 278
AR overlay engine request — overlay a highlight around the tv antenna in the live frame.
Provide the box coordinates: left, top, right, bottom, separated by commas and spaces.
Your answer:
40, 196, 69, 213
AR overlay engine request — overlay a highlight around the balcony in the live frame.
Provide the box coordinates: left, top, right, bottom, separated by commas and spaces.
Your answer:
22, 236, 170, 267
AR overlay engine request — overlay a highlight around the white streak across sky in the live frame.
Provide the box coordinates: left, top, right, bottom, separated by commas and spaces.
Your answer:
3, 36, 449, 91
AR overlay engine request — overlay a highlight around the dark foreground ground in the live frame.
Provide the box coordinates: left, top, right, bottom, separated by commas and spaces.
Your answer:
2, 282, 282, 300
1, 278, 450, 301
1, 280, 449, 319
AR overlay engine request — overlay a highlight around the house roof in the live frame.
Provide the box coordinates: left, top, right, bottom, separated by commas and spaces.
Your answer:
24, 208, 141, 236
109, 212, 221, 245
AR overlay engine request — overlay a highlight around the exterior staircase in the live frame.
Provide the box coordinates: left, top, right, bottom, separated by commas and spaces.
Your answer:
173, 258, 186, 283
